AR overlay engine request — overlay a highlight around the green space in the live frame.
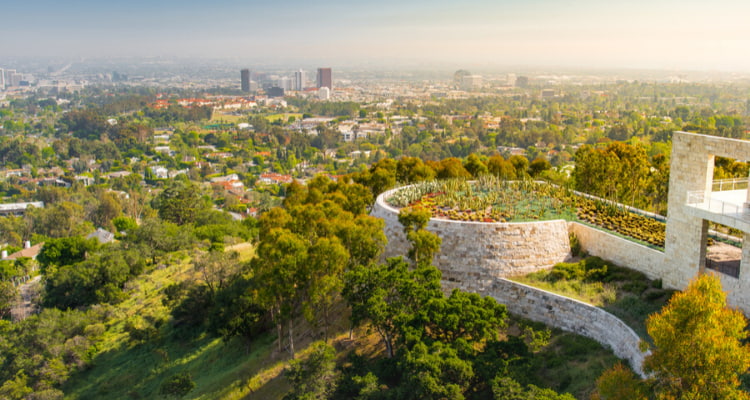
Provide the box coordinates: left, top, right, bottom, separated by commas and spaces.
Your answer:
510, 256, 675, 339
387, 177, 667, 247
266, 113, 302, 123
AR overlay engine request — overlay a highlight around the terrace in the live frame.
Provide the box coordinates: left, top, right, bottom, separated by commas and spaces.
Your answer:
685, 178, 750, 232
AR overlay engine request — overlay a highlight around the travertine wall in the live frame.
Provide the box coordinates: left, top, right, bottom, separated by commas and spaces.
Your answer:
470, 278, 648, 377
569, 222, 666, 280
372, 188, 572, 291
664, 132, 750, 314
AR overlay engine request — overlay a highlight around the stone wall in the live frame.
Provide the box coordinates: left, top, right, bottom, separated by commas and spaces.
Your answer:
372, 188, 572, 293
569, 222, 666, 281
663, 132, 750, 314
468, 278, 648, 377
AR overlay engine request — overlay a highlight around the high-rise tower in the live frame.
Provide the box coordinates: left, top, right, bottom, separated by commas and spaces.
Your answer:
293, 69, 306, 91
317, 68, 332, 90
240, 69, 250, 92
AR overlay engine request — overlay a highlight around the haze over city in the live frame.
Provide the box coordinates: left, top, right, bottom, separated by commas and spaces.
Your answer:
4, 0, 750, 72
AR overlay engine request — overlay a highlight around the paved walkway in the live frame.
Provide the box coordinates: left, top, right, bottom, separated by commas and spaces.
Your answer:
11, 275, 41, 321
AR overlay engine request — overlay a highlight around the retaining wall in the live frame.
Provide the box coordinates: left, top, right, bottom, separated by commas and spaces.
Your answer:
468, 278, 648, 377
372, 188, 572, 290
569, 222, 666, 281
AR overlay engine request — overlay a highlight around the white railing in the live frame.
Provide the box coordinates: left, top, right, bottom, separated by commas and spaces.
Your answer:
687, 190, 746, 216
712, 178, 749, 192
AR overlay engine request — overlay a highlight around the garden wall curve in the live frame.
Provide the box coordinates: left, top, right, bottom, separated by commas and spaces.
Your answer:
479, 278, 648, 377
372, 187, 572, 290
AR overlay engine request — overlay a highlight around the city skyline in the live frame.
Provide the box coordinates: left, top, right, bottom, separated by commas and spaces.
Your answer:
4, 0, 750, 72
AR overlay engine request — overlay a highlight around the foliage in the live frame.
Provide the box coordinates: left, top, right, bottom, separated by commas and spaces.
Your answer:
283, 341, 338, 400
0, 281, 16, 320
37, 236, 100, 272
644, 273, 750, 399
594, 273, 750, 399
159, 371, 195, 397
151, 179, 209, 225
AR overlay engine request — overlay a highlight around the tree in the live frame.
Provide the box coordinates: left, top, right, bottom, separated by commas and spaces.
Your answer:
343, 258, 442, 358
151, 179, 207, 225
253, 228, 308, 356
594, 273, 750, 399
0, 281, 16, 320
487, 155, 516, 180
464, 153, 488, 177
284, 341, 338, 400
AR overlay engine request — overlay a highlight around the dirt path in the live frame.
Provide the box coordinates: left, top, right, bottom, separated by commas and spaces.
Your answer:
11, 275, 41, 321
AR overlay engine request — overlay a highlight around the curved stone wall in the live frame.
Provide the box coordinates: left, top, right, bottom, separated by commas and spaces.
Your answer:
372, 186, 648, 376
372, 187, 572, 292
482, 278, 648, 377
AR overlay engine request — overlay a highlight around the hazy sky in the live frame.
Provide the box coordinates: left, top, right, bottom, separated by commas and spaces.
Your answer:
4, 0, 750, 71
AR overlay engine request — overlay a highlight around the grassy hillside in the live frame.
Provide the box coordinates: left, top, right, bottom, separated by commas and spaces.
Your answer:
59, 248, 620, 400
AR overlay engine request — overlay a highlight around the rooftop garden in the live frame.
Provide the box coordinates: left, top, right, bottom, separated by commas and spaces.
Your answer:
385, 177, 667, 248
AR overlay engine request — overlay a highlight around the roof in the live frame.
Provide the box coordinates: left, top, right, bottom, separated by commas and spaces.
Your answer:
87, 228, 115, 244
6, 243, 44, 260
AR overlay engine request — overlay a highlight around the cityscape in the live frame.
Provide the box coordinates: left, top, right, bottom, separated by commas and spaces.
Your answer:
2, 0, 750, 399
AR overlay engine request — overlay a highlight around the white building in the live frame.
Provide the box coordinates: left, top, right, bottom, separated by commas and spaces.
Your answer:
318, 86, 330, 100
294, 69, 306, 91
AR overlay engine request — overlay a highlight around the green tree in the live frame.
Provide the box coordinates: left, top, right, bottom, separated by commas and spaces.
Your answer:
594, 273, 750, 399
151, 179, 207, 225
464, 153, 488, 177
0, 281, 16, 320
284, 341, 338, 400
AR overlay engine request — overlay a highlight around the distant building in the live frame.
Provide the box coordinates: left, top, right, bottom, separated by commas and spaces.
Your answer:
318, 86, 330, 100
278, 76, 292, 91
0, 201, 44, 216
516, 76, 529, 88
241, 69, 250, 92
460, 75, 483, 91
293, 69, 306, 91
0, 68, 4, 90
87, 228, 115, 244
541, 89, 556, 98
267, 86, 285, 98
317, 68, 332, 89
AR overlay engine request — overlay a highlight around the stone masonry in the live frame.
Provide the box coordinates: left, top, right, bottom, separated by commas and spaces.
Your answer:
372, 187, 572, 290
664, 131, 750, 313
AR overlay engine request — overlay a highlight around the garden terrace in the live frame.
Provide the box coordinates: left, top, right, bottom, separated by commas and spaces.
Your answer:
385, 177, 667, 248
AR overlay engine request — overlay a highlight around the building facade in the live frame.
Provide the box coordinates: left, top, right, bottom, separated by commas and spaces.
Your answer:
240, 69, 250, 92
317, 67, 332, 89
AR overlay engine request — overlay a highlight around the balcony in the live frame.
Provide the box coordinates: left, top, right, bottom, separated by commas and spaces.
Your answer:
686, 178, 750, 232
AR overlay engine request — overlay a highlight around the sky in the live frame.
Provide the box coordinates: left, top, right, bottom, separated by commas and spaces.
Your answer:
4, 0, 750, 71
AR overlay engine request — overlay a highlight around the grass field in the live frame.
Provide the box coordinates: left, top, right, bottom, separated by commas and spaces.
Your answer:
266, 113, 302, 123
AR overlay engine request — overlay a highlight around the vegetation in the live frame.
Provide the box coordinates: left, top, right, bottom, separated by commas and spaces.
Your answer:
2, 76, 750, 399
594, 273, 750, 400
514, 257, 675, 339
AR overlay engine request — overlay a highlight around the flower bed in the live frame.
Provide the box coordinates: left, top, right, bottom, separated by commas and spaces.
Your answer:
386, 177, 666, 248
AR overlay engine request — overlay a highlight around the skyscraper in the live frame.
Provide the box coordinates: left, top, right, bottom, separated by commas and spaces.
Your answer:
240, 69, 250, 92
293, 69, 306, 91
317, 68, 332, 90
0, 69, 4, 91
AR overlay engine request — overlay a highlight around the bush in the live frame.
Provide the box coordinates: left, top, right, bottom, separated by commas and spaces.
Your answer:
569, 232, 582, 257
159, 372, 195, 398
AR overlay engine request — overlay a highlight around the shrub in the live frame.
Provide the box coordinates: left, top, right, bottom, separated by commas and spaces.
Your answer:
569, 232, 582, 257
159, 372, 195, 398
